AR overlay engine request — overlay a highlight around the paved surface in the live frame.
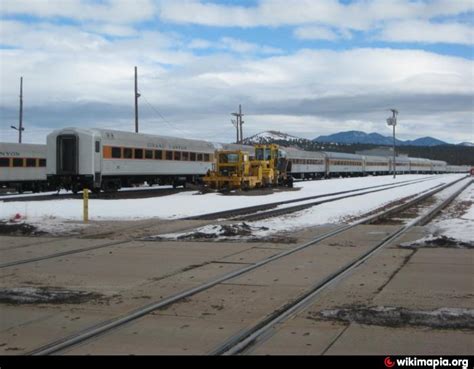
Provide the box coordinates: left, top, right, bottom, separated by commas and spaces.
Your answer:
0, 210, 472, 355
251, 227, 473, 355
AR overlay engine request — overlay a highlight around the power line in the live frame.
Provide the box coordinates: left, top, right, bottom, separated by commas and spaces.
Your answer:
139, 93, 190, 136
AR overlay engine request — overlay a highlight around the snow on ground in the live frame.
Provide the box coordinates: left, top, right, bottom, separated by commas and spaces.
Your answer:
152, 175, 470, 241
0, 175, 468, 236
427, 183, 473, 243
0, 184, 174, 200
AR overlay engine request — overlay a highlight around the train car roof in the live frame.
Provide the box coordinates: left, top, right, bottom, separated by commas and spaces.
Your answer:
49, 127, 224, 150
281, 147, 326, 158
322, 151, 364, 160
362, 155, 390, 161
408, 157, 432, 163
0, 142, 47, 155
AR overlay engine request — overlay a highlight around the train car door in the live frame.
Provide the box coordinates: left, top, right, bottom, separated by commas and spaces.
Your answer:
94, 139, 102, 188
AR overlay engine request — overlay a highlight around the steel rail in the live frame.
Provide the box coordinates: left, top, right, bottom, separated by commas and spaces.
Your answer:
212, 178, 473, 355
26, 176, 468, 355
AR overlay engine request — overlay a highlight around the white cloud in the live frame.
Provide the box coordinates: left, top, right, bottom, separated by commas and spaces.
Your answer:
378, 20, 474, 45
294, 26, 349, 41
186, 37, 282, 55
0, 3, 472, 144
158, 0, 473, 30
159, 0, 473, 45
0, 0, 157, 23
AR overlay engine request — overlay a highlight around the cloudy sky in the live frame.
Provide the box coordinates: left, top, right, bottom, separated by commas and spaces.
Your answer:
0, 0, 473, 144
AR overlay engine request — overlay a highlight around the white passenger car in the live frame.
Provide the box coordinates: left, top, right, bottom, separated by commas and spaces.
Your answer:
364, 155, 390, 175
47, 128, 218, 192
0, 142, 48, 193
282, 147, 326, 179
324, 152, 365, 177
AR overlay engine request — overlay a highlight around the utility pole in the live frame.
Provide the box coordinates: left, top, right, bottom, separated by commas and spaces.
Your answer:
10, 76, 24, 143
231, 118, 239, 143
134, 66, 140, 133
386, 109, 398, 179
239, 104, 244, 143
231, 104, 244, 143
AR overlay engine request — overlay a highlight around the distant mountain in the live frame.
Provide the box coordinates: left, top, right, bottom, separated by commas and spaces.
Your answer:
314, 131, 401, 145
403, 137, 449, 147
313, 131, 449, 147
242, 130, 302, 144
238, 130, 472, 165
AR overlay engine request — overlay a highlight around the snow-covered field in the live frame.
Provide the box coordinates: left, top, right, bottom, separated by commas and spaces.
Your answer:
156, 175, 472, 241
1, 174, 469, 236
428, 183, 473, 243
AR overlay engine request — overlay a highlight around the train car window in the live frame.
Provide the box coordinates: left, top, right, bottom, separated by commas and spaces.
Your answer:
111, 147, 122, 158
95, 141, 100, 153
174, 151, 181, 161
190, 152, 196, 161
39, 159, 46, 167
166, 151, 173, 160
154, 150, 162, 160
26, 158, 36, 167
197, 153, 203, 161
182, 152, 189, 161
145, 150, 153, 159
134, 148, 144, 159
13, 158, 23, 167
0, 158, 9, 167
203, 153, 210, 162
123, 148, 133, 159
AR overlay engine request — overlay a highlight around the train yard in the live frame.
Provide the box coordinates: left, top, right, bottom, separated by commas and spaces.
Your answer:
0, 173, 472, 355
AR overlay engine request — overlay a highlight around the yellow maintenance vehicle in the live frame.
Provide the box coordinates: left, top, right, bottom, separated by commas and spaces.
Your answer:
203, 144, 293, 190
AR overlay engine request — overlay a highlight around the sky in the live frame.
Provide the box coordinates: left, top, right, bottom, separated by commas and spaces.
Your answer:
0, 0, 473, 144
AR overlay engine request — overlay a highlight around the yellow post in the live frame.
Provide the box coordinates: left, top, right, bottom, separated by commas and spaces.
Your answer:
83, 188, 89, 223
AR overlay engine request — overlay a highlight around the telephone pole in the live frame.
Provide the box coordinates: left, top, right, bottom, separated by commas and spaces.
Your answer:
10, 76, 24, 143
231, 104, 244, 143
134, 66, 140, 133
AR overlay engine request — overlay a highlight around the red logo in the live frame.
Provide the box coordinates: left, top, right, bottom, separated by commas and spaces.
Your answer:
384, 357, 395, 368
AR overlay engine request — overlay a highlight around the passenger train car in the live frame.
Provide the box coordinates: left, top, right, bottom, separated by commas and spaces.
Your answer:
0, 143, 48, 193
47, 128, 221, 192
281, 147, 326, 179
46, 127, 468, 192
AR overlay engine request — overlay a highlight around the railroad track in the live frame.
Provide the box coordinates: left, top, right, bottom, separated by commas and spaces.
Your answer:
0, 186, 190, 202
213, 178, 473, 355
25, 175, 471, 355
0, 176, 442, 267
186, 175, 438, 220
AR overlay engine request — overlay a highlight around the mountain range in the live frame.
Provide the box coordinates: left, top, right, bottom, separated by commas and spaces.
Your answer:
313, 131, 451, 146
243, 130, 472, 147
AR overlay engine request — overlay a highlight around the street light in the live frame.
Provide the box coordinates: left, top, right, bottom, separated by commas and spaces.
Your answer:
11, 125, 25, 143
386, 109, 398, 179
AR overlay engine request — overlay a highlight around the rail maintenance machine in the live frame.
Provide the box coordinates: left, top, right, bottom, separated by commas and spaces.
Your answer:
203, 144, 293, 190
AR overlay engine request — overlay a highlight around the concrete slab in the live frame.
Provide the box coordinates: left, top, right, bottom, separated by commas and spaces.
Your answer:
226, 243, 373, 288
0, 236, 62, 250
302, 247, 415, 311
254, 228, 473, 356
218, 246, 285, 264
64, 314, 252, 355
62, 283, 307, 354
0, 238, 118, 265
0, 261, 247, 355
250, 318, 346, 355
325, 323, 474, 355
0, 304, 110, 355
373, 249, 474, 309
0, 241, 252, 290
155, 283, 306, 322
